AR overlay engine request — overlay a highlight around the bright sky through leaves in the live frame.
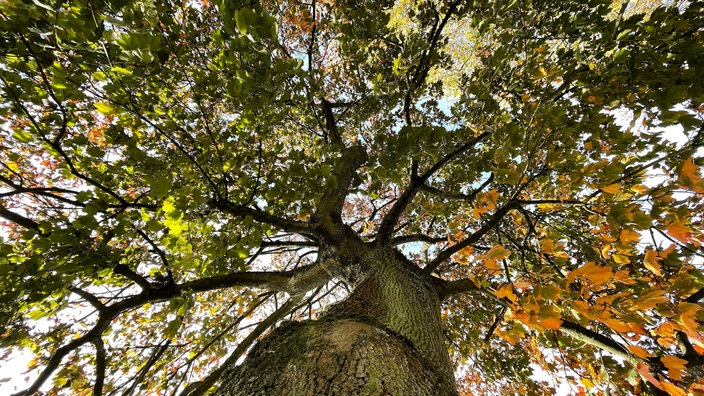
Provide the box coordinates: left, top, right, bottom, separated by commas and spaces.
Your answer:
1, 0, 703, 394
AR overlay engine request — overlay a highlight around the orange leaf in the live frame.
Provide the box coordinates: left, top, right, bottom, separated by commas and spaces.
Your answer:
494, 285, 517, 304
567, 261, 613, 287
636, 363, 662, 390
676, 302, 702, 338
536, 304, 563, 330
626, 345, 653, 359
688, 383, 704, 395
636, 289, 669, 310
619, 229, 641, 245
540, 238, 559, 254
661, 381, 687, 396
679, 157, 703, 189
661, 356, 688, 381
667, 222, 700, 247
538, 317, 563, 330
483, 259, 503, 275
602, 316, 631, 333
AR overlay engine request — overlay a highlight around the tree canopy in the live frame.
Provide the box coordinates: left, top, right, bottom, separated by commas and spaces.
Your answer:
0, 0, 703, 395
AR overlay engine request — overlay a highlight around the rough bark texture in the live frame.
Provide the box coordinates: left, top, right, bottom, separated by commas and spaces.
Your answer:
215, 247, 458, 396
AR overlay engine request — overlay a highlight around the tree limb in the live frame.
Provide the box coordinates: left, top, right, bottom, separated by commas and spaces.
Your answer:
424, 199, 517, 273
186, 294, 306, 396
210, 198, 312, 237
685, 286, 704, 303
310, 145, 367, 238
376, 131, 491, 245
0, 202, 41, 231
93, 337, 106, 396
420, 172, 494, 202
12, 261, 336, 396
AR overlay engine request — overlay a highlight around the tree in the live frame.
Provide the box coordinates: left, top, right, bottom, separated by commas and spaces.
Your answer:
0, 0, 702, 394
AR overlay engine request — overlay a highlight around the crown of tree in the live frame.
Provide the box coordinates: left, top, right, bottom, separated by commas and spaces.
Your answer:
0, 0, 703, 395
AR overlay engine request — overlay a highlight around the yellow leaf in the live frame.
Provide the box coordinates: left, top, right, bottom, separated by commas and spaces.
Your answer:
601, 243, 611, 259
643, 249, 663, 277
626, 345, 653, 359
676, 302, 702, 338
661, 356, 688, 381
637, 289, 668, 310
482, 245, 511, 260
631, 184, 649, 195
567, 262, 613, 287
619, 229, 641, 245
601, 183, 621, 194
580, 377, 594, 388
612, 253, 631, 264
494, 285, 517, 304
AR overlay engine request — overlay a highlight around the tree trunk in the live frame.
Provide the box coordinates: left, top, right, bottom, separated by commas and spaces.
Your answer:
215, 247, 458, 396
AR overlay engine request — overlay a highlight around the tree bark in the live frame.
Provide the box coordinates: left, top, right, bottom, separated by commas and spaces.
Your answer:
215, 247, 458, 396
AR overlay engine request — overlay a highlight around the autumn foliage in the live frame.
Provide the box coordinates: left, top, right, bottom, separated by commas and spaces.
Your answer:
0, 0, 703, 395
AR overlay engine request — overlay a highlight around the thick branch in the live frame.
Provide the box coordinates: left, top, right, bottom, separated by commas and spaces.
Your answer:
0, 202, 40, 231
93, 338, 106, 396
376, 131, 491, 245
310, 145, 367, 237
114, 264, 152, 291
436, 278, 505, 302
685, 286, 704, 303
69, 286, 106, 312
321, 98, 344, 147
12, 261, 335, 396
11, 314, 112, 396
559, 321, 640, 365
211, 198, 312, 237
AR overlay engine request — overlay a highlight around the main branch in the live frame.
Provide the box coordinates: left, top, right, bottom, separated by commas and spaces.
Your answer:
376, 131, 490, 245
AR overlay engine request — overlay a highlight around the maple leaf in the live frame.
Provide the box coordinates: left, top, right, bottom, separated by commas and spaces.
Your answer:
567, 261, 613, 287
678, 157, 704, 192
643, 249, 663, 277
660, 356, 688, 381
636, 289, 669, 311
667, 221, 701, 247
661, 381, 688, 396
601, 183, 622, 194
494, 284, 518, 304
619, 229, 641, 245
626, 344, 652, 359
636, 362, 662, 390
